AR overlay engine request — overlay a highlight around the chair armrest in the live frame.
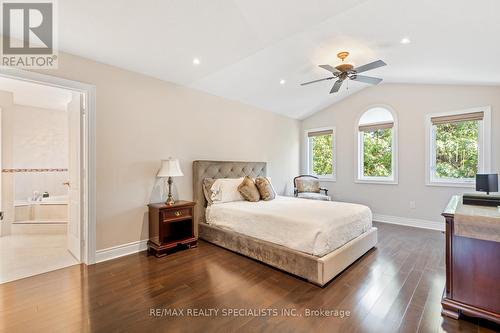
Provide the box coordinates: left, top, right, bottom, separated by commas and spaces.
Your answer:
320, 188, 328, 195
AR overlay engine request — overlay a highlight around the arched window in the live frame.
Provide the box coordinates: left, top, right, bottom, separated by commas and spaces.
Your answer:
356, 106, 398, 183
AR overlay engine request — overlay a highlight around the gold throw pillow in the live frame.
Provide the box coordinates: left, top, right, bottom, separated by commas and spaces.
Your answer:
202, 178, 217, 205
238, 176, 261, 202
255, 177, 276, 201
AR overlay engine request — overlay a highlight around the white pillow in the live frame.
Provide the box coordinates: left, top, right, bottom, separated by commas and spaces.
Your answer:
210, 177, 244, 204
264, 177, 277, 198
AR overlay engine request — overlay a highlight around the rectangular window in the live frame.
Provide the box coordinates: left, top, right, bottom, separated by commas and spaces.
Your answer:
357, 119, 397, 184
427, 108, 491, 186
362, 128, 393, 177
306, 128, 335, 180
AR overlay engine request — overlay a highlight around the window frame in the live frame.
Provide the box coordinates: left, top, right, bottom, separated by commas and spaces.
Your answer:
305, 126, 336, 182
355, 105, 398, 185
425, 106, 491, 187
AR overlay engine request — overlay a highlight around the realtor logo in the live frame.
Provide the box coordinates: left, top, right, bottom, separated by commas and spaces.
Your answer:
1, 0, 58, 68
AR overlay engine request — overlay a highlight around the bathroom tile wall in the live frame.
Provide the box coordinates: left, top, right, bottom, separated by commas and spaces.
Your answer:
1, 94, 69, 201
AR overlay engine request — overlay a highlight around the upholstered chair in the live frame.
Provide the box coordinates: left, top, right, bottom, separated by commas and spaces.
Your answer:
293, 175, 331, 201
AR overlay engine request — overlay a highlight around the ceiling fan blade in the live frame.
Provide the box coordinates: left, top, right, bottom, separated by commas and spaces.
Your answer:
300, 77, 333, 86
353, 60, 387, 74
318, 64, 340, 74
330, 80, 343, 93
351, 75, 383, 85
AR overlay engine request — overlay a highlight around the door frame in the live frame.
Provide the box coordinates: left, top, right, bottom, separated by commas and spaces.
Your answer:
0, 67, 97, 264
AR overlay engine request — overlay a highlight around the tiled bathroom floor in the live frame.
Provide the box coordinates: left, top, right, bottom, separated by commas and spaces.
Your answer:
0, 234, 79, 283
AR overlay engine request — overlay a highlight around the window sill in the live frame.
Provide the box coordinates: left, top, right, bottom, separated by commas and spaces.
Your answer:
355, 178, 398, 185
317, 177, 336, 183
426, 181, 475, 188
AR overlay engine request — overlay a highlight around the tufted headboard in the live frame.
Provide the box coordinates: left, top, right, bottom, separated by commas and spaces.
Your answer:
192, 160, 267, 233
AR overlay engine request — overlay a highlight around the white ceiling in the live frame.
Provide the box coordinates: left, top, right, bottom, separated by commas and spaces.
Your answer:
0, 77, 72, 111
59, 0, 500, 119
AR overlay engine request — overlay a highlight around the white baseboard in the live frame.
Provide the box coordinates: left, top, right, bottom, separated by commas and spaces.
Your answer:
95, 239, 148, 263
373, 213, 444, 231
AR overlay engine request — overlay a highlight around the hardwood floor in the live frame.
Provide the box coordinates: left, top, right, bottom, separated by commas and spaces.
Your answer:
1, 222, 499, 332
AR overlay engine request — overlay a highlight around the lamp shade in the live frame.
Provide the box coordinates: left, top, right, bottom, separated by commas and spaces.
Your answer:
157, 158, 184, 178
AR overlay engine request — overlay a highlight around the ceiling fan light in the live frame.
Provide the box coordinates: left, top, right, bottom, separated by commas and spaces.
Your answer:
335, 63, 354, 72
305, 51, 386, 94
337, 51, 350, 61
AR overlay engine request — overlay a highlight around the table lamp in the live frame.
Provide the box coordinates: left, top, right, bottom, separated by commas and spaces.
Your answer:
157, 158, 184, 205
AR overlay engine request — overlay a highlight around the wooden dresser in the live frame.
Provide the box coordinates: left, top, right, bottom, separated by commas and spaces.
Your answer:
147, 201, 197, 257
441, 196, 500, 324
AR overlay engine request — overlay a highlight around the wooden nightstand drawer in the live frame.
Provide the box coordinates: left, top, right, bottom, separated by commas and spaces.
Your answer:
162, 208, 192, 221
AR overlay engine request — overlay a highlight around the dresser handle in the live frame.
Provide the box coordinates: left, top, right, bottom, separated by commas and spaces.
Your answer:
174, 211, 182, 217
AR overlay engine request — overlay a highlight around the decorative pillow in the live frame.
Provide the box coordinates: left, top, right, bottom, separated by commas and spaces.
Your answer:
210, 177, 245, 204
237, 176, 261, 202
202, 178, 217, 205
296, 178, 320, 193
255, 177, 276, 201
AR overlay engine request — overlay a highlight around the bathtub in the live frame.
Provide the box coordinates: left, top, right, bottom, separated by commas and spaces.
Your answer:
15, 195, 68, 206
14, 195, 68, 223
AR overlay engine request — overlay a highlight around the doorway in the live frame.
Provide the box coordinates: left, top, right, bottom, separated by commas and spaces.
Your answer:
0, 70, 95, 283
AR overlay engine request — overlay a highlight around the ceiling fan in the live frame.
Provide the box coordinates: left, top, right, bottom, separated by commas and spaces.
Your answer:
301, 52, 387, 94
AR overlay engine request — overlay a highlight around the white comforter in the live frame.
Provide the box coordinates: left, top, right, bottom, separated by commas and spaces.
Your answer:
206, 196, 372, 257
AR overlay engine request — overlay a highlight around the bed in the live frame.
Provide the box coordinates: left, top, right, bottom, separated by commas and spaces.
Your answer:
193, 160, 378, 286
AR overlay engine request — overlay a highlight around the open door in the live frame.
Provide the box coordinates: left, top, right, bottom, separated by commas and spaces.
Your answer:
66, 92, 82, 261
0, 107, 3, 236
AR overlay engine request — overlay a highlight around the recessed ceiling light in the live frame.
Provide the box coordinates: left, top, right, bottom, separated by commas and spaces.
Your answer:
400, 37, 411, 44
193, 58, 200, 65
279, 79, 286, 85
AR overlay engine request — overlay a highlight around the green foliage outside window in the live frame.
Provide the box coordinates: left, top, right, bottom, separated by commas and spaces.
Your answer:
363, 129, 392, 177
311, 134, 333, 176
309, 120, 478, 180
435, 121, 478, 179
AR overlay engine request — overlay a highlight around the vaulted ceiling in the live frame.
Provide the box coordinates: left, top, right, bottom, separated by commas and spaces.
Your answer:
59, 0, 500, 119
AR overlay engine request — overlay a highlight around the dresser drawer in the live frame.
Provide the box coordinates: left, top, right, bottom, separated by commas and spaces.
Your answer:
162, 208, 192, 221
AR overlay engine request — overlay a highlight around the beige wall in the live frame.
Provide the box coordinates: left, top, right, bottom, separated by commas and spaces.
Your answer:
37, 53, 300, 250
301, 84, 500, 223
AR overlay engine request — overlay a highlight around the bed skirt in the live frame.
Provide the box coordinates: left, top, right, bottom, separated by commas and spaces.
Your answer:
199, 223, 377, 286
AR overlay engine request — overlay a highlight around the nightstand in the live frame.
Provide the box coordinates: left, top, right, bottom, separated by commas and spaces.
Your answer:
147, 200, 197, 257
